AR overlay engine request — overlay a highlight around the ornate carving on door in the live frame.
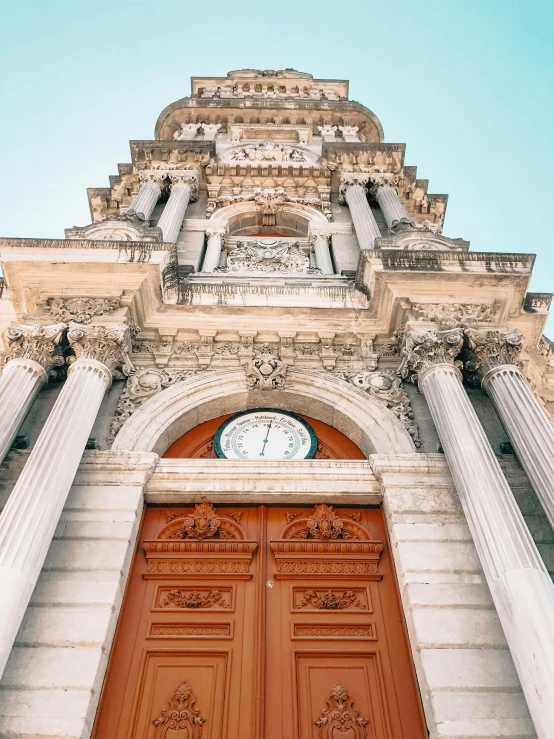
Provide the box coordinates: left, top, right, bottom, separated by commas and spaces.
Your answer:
92, 504, 427, 739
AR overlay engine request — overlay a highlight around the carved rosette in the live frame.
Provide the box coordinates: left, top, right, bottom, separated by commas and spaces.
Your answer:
464, 327, 524, 383
152, 681, 205, 738
399, 326, 464, 384
315, 684, 368, 739
67, 323, 134, 376
246, 343, 287, 390
4, 323, 66, 374
43, 297, 120, 325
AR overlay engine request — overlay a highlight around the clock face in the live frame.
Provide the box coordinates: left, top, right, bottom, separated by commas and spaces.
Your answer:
214, 409, 317, 460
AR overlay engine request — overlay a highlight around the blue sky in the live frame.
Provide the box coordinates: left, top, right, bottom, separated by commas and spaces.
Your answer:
1, 0, 553, 336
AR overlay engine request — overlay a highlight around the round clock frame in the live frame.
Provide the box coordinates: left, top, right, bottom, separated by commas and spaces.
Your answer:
213, 408, 318, 460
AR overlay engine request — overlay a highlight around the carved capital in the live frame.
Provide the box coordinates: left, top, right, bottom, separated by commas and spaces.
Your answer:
338, 173, 370, 204
205, 226, 226, 242
369, 172, 401, 194
67, 323, 134, 375
399, 325, 464, 384
464, 327, 524, 381
4, 323, 66, 374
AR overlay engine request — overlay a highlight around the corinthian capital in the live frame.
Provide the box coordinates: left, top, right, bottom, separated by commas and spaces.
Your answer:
67, 323, 134, 376
369, 173, 401, 193
4, 323, 67, 373
464, 327, 523, 381
205, 226, 226, 241
338, 173, 371, 203
399, 324, 464, 384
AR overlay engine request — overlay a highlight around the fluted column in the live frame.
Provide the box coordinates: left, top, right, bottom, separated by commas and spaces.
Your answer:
400, 322, 554, 739
466, 327, 554, 531
157, 182, 191, 243
370, 174, 414, 231
339, 174, 381, 250
0, 323, 132, 678
126, 175, 161, 220
202, 227, 226, 272
311, 233, 334, 274
0, 323, 66, 464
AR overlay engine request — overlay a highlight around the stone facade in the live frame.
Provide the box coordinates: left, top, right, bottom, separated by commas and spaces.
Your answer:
0, 68, 553, 739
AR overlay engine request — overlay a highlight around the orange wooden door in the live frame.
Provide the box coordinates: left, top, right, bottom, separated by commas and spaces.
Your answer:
93, 504, 426, 739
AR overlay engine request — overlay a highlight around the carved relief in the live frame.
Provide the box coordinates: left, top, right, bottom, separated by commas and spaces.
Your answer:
155, 504, 246, 541
152, 681, 205, 738
4, 323, 66, 373
464, 327, 524, 381
150, 623, 231, 637
333, 370, 421, 447
43, 297, 120, 324
231, 141, 306, 162
410, 302, 494, 328
294, 624, 375, 638
159, 589, 230, 609
315, 683, 369, 738
108, 368, 206, 442
246, 343, 287, 390
220, 239, 314, 274
65, 213, 163, 242
297, 589, 367, 610
281, 504, 371, 541
399, 326, 464, 384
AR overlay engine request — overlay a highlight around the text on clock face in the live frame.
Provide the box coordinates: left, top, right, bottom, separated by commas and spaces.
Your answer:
216, 411, 315, 460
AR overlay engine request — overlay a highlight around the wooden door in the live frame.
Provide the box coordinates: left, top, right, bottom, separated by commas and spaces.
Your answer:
93, 504, 426, 739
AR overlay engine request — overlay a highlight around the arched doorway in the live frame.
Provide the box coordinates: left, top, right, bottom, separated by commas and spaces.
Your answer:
96, 375, 426, 737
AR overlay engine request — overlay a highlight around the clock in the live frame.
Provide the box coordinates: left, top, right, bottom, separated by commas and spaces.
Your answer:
214, 409, 317, 460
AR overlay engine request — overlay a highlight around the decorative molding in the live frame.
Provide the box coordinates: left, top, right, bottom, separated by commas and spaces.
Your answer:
67, 323, 133, 376
108, 368, 207, 442
297, 589, 367, 610
246, 343, 287, 390
147, 559, 253, 575
332, 370, 421, 448
65, 213, 163, 242
464, 327, 524, 381
231, 141, 307, 162
152, 681, 205, 737
150, 623, 230, 637
4, 323, 66, 374
399, 326, 464, 384
315, 684, 369, 739
155, 504, 246, 541
42, 297, 120, 324
294, 624, 375, 638
159, 589, 230, 609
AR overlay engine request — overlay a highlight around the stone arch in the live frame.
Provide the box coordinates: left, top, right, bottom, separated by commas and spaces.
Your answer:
209, 201, 328, 238
111, 369, 415, 456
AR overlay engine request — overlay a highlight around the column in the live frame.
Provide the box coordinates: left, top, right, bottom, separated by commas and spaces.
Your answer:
311, 233, 334, 275
157, 181, 191, 243
400, 322, 554, 739
126, 175, 161, 220
466, 327, 554, 531
0, 323, 132, 679
202, 227, 226, 272
370, 174, 414, 231
339, 174, 381, 251
0, 323, 66, 464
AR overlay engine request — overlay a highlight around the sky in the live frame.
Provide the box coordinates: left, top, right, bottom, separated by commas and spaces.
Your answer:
1, 0, 553, 336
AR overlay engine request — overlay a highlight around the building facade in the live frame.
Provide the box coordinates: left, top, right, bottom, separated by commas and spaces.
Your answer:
0, 68, 554, 738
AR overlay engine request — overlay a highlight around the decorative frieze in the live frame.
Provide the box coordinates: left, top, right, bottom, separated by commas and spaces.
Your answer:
231, 141, 307, 162
410, 302, 494, 328
218, 239, 316, 274
43, 297, 120, 324
4, 323, 66, 374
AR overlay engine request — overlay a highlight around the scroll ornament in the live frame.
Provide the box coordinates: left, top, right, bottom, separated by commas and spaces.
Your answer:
399, 327, 464, 384
43, 297, 120, 325
152, 681, 205, 738
246, 343, 287, 390
4, 323, 66, 374
315, 683, 369, 738
464, 327, 524, 382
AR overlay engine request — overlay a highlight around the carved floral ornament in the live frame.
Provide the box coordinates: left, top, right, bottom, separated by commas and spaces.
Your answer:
230, 140, 307, 162
67, 323, 134, 376
152, 681, 205, 739
153, 503, 246, 542
464, 327, 524, 380
42, 297, 120, 324
281, 503, 373, 541
246, 343, 287, 390
210, 186, 332, 221
315, 683, 369, 739
399, 326, 465, 384
218, 239, 319, 275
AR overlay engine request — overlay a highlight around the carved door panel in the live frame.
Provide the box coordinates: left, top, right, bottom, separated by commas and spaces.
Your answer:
92, 505, 262, 739
93, 504, 426, 738
265, 506, 427, 739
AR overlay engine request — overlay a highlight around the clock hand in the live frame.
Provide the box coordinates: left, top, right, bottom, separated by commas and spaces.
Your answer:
260, 420, 273, 457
